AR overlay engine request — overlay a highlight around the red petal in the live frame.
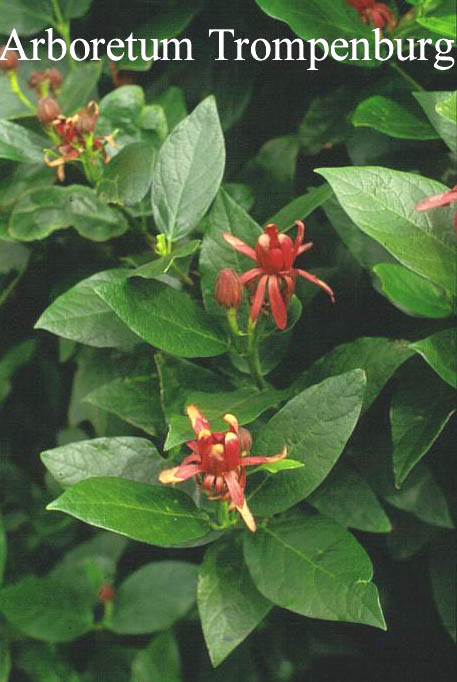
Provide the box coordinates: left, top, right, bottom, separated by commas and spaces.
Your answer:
186, 404, 211, 436
250, 274, 268, 321
239, 268, 263, 286
223, 470, 245, 507
268, 275, 287, 330
415, 189, 457, 211
294, 220, 305, 253
296, 269, 335, 303
174, 463, 204, 480
224, 431, 241, 469
241, 445, 288, 467
222, 232, 257, 260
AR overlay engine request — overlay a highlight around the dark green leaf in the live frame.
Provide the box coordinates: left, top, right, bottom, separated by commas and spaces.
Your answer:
98, 142, 155, 206
41, 437, 164, 487
151, 96, 225, 241
154, 86, 187, 131
317, 167, 457, 295
249, 370, 366, 516
429, 537, 456, 642
309, 462, 391, 533
0, 163, 54, 212
0, 514, 6, 583
243, 512, 386, 629
352, 95, 438, 140
0, 0, 52, 35
290, 337, 413, 413
267, 183, 333, 229
0, 642, 11, 682
47, 477, 211, 547
0, 338, 36, 403
436, 92, 456, 123
0, 120, 47, 163
299, 88, 357, 154
59, 61, 102, 115
35, 270, 140, 348
95, 277, 228, 358
391, 363, 456, 486
16, 642, 80, 682
414, 91, 456, 152
129, 241, 200, 279
374, 263, 455, 318
112, 561, 197, 634
130, 632, 182, 682
9, 185, 129, 242
198, 539, 272, 667
411, 328, 457, 389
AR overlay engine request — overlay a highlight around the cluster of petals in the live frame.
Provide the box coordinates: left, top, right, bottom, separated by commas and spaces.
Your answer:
415, 185, 457, 235
223, 221, 334, 330
347, 0, 396, 31
158, 405, 287, 532
44, 101, 108, 181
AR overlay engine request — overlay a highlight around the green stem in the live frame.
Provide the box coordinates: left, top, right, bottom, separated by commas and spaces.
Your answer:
389, 61, 424, 91
0, 270, 25, 309
50, 0, 74, 69
7, 70, 35, 112
247, 320, 267, 390
171, 262, 193, 286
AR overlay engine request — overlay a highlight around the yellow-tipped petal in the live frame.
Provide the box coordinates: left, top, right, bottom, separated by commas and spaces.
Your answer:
158, 467, 183, 484
209, 443, 224, 461
186, 404, 211, 436
268, 445, 288, 463
223, 412, 239, 433
237, 499, 256, 532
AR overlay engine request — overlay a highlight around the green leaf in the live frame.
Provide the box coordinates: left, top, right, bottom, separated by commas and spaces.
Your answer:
0, 338, 36, 403
200, 188, 262, 318
151, 96, 225, 241
392, 363, 456, 486
41, 437, 164, 488
84, 375, 161, 436
98, 142, 155, 207
0, 163, 54, 212
15, 642, 80, 682
257, 458, 304, 474
352, 95, 438, 140
129, 240, 200, 279
198, 539, 272, 667
111, 561, 197, 634
317, 167, 457, 295
0, 566, 96, 642
411, 328, 457, 389
267, 183, 333, 229
0, 0, 52, 35
414, 91, 456, 152
290, 337, 413, 413
435, 91, 456, 123
299, 87, 355, 154
429, 537, 456, 642
0, 514, 6, 583
130, 632, 182, 682
154, 86, 187, 131
35, 270, 140, 348
47, 477, 211, 547
95, 277, 228, 358
0, 642, 11, 682
249, 370, 366, 516
255, 0, 376, 65
308, 462, 391, 533
374, 263, 455, 318
382, 463, 454, 529
59, 61, 103, 116
9, 185, 129, 242
417, 15, 456, 39
243, 512, 386, 629
0, 120, 47, 163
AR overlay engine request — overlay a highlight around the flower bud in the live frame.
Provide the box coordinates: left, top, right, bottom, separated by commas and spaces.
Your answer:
98, 583, 116, 603
0, 46, 18, 71
239, 427, 253, 453
214, 268, 243, 308
74, 101, 99, 135
37, 97, 61, 125
46, 67, 63, 91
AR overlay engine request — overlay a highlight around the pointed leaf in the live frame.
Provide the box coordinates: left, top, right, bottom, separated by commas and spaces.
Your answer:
411, 328, 457, 389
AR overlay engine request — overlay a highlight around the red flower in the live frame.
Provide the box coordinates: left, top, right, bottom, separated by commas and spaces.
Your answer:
416, 185, 457, 236
158, 405, 287, 532
347, 0, 395, 31
222, 221, 334, 330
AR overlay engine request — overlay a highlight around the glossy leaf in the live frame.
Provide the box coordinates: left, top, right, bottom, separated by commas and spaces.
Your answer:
411, 328, 457, 389
151, 96, 225, 241
98, 142, 155, 206
308, 463, 391, 533
9, 185, 129, 242
111, 561, 197, 634
41, 437, 164, 487
352, 95, 438, 140
0, 120, 47, 163
248, 370, 366, 516
267, 183, 333, 229
243, 512, 386, 629
47, 477, 211, 547
391, 364, 456, 486
198, 540, 272, 667
317, 167, 457, 295
374, 263, 455, 318
95, 277, 228, 358
129, 241, 200, 279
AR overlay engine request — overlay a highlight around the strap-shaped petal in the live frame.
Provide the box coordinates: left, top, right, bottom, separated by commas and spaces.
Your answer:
222, 232, 257, 260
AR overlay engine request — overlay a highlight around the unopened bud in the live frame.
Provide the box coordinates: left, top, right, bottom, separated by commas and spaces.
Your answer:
46, 68, 63, 91
74, 101, 99, 135
0, 46, 19, 71
37, 97, 61, 124
98, 583, 116, 603
214, 268, 243, 309
239, 427, 253, 453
